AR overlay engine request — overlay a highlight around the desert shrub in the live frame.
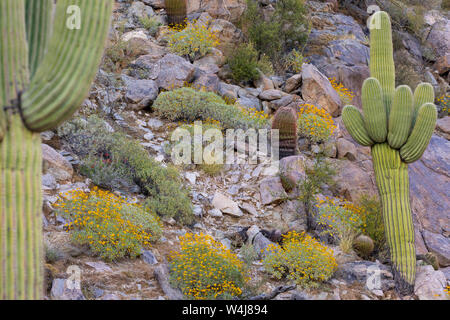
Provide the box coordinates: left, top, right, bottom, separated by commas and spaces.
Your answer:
55, 188, 162, 261
169, 233, 248, 300
329, 78, 355, 107
241, 0, 309, 61
45, 245, 63, 263
58, 115, 195, 225
284, 49, 304, 74
358, 195, 386, 252
153, 87, 269, 130
241, 0, 282, 60
297, 103, 336, 143
228, 42, 261, 83
168, 121, 225, 175
315, 198, 365, 253
263, 231, 337, 288
167, 20, 219, 60
298, 155, 336, 230
139, 15, 162, 36
257, 54, 275, 76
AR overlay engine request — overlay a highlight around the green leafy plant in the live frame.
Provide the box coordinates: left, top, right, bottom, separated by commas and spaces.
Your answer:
358, 195, 386, 254
167, 20, 219, 61
153, 87, 269, 130
56, 188, 162, 261
263, 231, 337, 288
58, 115, 195, 225
169, 233, 248, 300
0, 0, 112, 300
228, 42, 261, 83
284, 49, 304, 74
315, 198, 364, 253
139, 15, 162, 36
342, 11, 437, 294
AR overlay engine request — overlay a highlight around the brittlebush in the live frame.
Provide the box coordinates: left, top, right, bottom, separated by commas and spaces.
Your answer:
297, 103, 336, 143
263, 231, 337, 288
169, 233, 248, 300
55, 188, 162, 261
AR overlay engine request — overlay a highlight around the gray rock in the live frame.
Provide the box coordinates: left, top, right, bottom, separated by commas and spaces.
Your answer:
42, 144, 73, 182
147, 118, 164, 130
279, 155, 306, 190
259, 89, 283, 101
212, 192, 243, 217
414, 265, 449, 300
141, 250, 158, 265
426, 18, 450, 60
422, 230, 450, 267
259, 176, 288, 205
51, 278, 85, 300
335, 261, 395, 292
336, 138, 357, 161
121, 75, 158, 109
284, 74, 302, 93
301, 63, 342, 116
42, 173, 57, 190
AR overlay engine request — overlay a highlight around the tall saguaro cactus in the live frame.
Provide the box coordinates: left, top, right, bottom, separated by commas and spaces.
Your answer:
342, 11, 437, 295
0, 0, 112, 300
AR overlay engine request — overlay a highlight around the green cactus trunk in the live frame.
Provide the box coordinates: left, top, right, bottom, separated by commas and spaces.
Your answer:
372, 144, 415, 294
0, 116, 42, 300
0, 0, 112, 300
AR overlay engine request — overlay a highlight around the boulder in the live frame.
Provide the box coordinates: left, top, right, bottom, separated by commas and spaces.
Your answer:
259, 89, 283, 101
279, 155, 306, 190
301, 63, 342, 116
209, 18, 245, 52
436, 117, 450, 140
121, 75, 158, 109
426, 18, 450, 60
51, 279, 85, 300
212, 191, 243, 217
187, 0, 246, 23
259, 176, 288, 205
284, 74, 302, 93
434, 54, 450, 75
336, 138, 357, 161
42, 144, 73, 183
414, 265, 448, 300
422, 230, 450, 267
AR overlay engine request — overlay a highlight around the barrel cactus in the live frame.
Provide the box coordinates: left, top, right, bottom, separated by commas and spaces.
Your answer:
0, 0, 112, 299
342, 11, 437, 295
165, 0, 187, 27
272, 107, 299, 159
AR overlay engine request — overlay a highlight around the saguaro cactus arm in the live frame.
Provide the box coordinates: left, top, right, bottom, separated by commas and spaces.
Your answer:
0, 0, 112, 300
22, 0, 113, 132
342, 11, 437, 295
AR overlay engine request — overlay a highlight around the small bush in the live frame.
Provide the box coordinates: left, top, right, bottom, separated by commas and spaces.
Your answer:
437, 93, 450, 116
55, 188, 162, 261
169, 233, 248, 299
168, 121, 225, 175
263, 231, 337, 288
315, 198, 365, 253
358, 195, 386, 252
284, 49, 304, 74
297, 103, 336, 143
153, 87, 269, 130
228, 42, 261, 83
139, 16, 162, 36
58, 115, 195, 225
167, 21, 219, 60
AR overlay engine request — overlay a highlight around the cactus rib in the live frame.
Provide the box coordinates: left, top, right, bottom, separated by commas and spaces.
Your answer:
342, 106, 374, 146
388, 85, 413, 149
361, 77, 387, 142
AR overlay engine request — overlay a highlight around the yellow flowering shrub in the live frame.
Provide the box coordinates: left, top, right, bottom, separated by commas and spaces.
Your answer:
263, 231, 337, 288
329, 78, 355, 106
55, 188, 162, 261
297, 103, 336, 142
445, 285, 450, 296
167, 21, 219, 60
315, 197, 365, 253
169, 233, 248, 300
237, 106, 270, 129
437, 93, 449, 116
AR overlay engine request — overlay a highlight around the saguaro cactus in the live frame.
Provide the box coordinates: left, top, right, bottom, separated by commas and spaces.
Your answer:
272, 107, 299, 159
0, 0, 112, 299
342, 11, 437, 295
165, 0, 187, 27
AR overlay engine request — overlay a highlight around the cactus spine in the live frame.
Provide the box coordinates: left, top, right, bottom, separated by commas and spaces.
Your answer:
0, 0, 112, 299
342, 11, 437, 295
272, 107, 298, 159
165, 0, 187, 27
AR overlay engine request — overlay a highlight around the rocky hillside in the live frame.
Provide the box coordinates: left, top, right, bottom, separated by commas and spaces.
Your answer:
41, 0, 449, 300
